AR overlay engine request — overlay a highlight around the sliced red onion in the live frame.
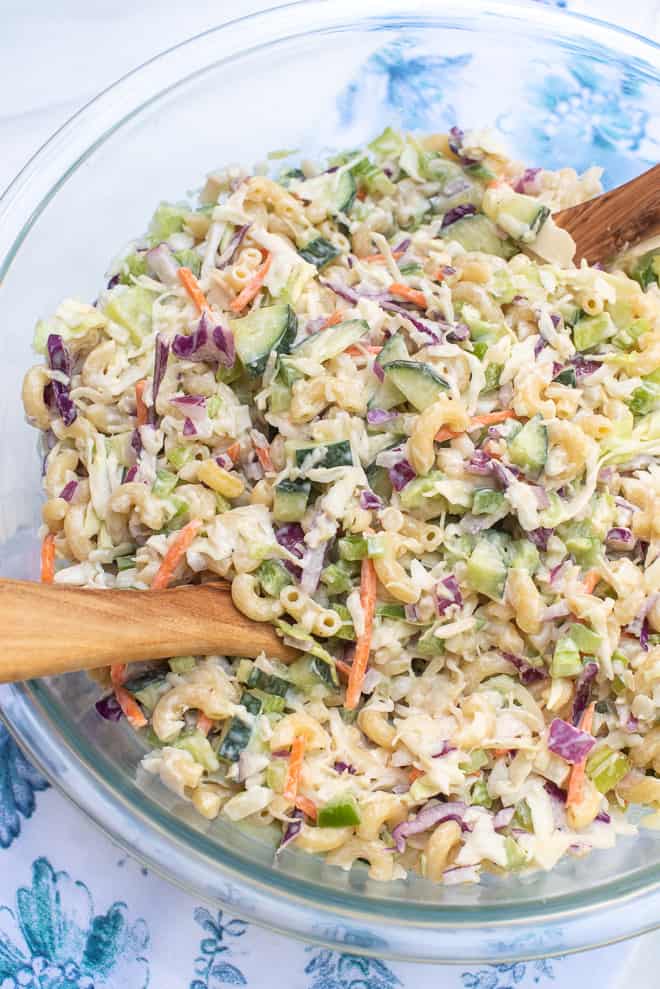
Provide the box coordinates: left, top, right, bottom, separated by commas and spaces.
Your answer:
570, 355, 601, 378
389, 459, 416, 491
130, 428, 143, 457
124, 465, 138, 483
531, 486, 550, 510
95, 694, 123, 722
394, 238, 411, 253
367, 408, 398, 426
435, 575, 463, 615
499, 381, 514, 406
334, 761, 356, 775
571, 661, 599, 726
107, 274, 120, 289
641, 619, 650, 651
441, 265, 456, 277
47, 333, 72, 376
625, 713, 640, 733
598, 466, 615, 485
442, 864, 480, 885
277, 809, 303, 853
528, 527, 553, 551
502, 651, 547, 685
490, 460, 520, 488
147, 243, 180, 284
465, 451, 493, 476
152, 335, 169, 407
183, 417, 197, 437
59, 480, 78, 502
360, 489, 383, 510
447, 126, 478, 166
404, 603, 420, 623
544, 780, 567, 803
432, 741, 456, 758
216, 224, 250, 269
626, 593, 659, 646
606, 527, 635, 550
44, 380, 77, 426
493, 806, 515, 831
441, 204, 477, 229
392, 801, 467, 852
446, 322, 470, 342
548, 718, 596, 764
170, 394, 207, 421
595, 810, 611, 823
215, 453, 234, 470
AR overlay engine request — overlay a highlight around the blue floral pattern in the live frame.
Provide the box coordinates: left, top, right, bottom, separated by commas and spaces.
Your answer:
304, 948, 401, 989
461, 960, 556, 989
0, 725, 48, 850
0, 857, 149, 988
190, 909, 247, 988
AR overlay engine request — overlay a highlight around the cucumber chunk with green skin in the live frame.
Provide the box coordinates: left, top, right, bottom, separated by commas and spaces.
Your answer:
318, 793, 361, 827
241, 692, 263, 715
273, 479, 311, 522
295, 439, 353, 470
368, 333, 409, 411
553, 367, 577, 387
217, 718, 252, 762
365, 463, 393, 502
482, 186, 550, 244
256, 559, 293, 597
335, 170, 357, 213
246, 668, 290, 696
174, 731, 220, 771
292, 319, 368, 363
321, 561, 354, 595
382, 360, 450, 412
572, 312, 614, 352
229, 304, 297, 375
630, 250, 660, 291
442, 213, 516, 259
297, 237, 341, 270
472, 489, 506, 515
507, 415, 547, 476
467, 539, 507, 600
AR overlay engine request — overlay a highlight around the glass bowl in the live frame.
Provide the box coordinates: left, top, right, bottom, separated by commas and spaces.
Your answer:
1, 0, 660, 964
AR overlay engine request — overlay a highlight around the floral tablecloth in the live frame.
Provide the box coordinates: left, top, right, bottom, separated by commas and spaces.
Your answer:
1, 1, 660, 985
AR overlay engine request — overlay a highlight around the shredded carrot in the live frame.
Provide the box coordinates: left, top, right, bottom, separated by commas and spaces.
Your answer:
229, 253, 272, 313
363, 250, 406, 263
114, 685, 148, 729
134, 379, 148, 427
356, 189, 367, 201
388, 283, 427, 308
433, 270, 446, 281
283, 734, 306, 803
178, 266, 210, 313
320, 311, 344, 330
254, 442, 274, 473
346, 344, 382, 357
295, 794, 317, 821
40, 533, 56, 584
151, 519, 202, 591
110, 663, 127, 687
409, 768, 424, 783
435, 409, 517, 444
566, 703, 595, 808
581, 570, 601, 595
197, 713, 213, 736
493, 748, 510, 759
345, 558, 378, 711
225, 441, 241, 464
335, 659, 352, 680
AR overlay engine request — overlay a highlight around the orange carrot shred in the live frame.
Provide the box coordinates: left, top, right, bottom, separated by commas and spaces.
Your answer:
435, 409, 517, 443
225, 441, 241, 464
151, 519, 202, 591
409, 768, 424, 783
255, 442, 274, 473
295, 794, 317, 821
114, 685, 148, 729
283, 734, 306, 803
335, 659, 352, 680
229, 253, 272, 313
581, 570, 601, 595
363, 250, 406, 263
110, 663, 127, 687
40, 533, 56, 584
388, 283, 427, 308
566, 703, 596, 807
345, 558, 377, 711
197, 713, 213, 736
135, 379, 148, 427
346, 344, 382, 357
178, 266, 210, 313
320, 311, 345, 329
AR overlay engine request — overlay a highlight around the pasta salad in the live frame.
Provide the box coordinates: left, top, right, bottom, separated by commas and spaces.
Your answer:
22, 126, 660, 884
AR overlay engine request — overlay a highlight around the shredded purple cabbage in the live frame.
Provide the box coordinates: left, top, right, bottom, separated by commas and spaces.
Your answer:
392, 801, 469, 852
513, 167, 541, 193
334, 761, 357, 775
277, 809, 303, 853
432, 741, 456, 758
534, 336, 547, 358
366, 408, 398, 426
47, 334, 72, 376
571, 661, 599, 726
441, 203, 477, 229
435, 575, 463, 615
606, 527, 634, 549
641, 618, 650, 651
59, 480, 78, 502
528, 528, 553, 551
152, 336, 169, 409
124, 465, 138, 483
276, 523, 305, 578
446, 322, 470, 342
548, 718, 596, 764
183, 417, 197, 437
95, 694, 123, 722
447, 126, 478, 166
217, 224, 250, 269
502, 651, 547, 685
465, 451, 493, 476
388, 459, 416, 491
360, 489, 383, 510
379, 301, 439, 332
493, 807, 515, 831
45, 334, 77, 425
544, 780, 568, 803
130, 428, 143, 458
171, 313, 235, 367
570, 356, 601, 378
595, 810, 611, 824
170, 394, 207, 421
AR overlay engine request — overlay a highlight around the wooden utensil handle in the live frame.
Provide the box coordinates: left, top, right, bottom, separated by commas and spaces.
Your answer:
0, 579, 297, 683
555, 163, 660, 265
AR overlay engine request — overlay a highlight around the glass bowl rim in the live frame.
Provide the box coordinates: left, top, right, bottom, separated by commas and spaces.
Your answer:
2, 0, 660, 961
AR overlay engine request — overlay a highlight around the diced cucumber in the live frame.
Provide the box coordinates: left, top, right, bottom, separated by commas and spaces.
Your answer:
415, 625, 445, 657
256, 559, 293, 597
572, 313, 614, 352
560, 521, 600, 566
470, 780, 493, 808
229, 303, 297, 376
482, 363, 503, 392
298, 237, 340, 270
247, 668, 290, 697
553, 367, 577, 387
266, 760, 287, 792
295, 440, 353, 471
442, 213, 516, 259
241, 691, 263, 715
512, 799, 534, 832
317, 793, 361, 827
365, 463, 393, 502
350, 157, 397, 197
321, 561, 354, 596
630, 250, 660, 291
382, 360, 449, 412
467, 539, 507, 600
338, 535, 368, 561
472, 488, 506, 515
628, 380, 660, 416
504, 836, 529, 870
273, 479, 311, 522
508, 540, 540, 574
175, 730, 220, 772
167, 445, 194, 470
368, 333, 409, 411
152, 468, 178, 498
311, 656, 340, 688
169, 655, 196, 674
116, 555, 136, 572
482, 185, 550, 244
586, 746, 631, 793
236, 658, 254, 684
269, 374, 291, 413
217, 717, 252, 762
567, 623, 602, 653
292, 319, 368, 363
335, 170, 357, 213
507, 415, 547, 477
551, 636, 582, 678
104, 286, 154, 344
132, 682, 165, 713
399, 471, 447, 519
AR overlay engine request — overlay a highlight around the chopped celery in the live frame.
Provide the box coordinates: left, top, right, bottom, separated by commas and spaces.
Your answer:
206, 395, 222, 418
508, 540, 540, 574
567, 623, 602, 653
572, 313, 614, 352
318, 793, 361, 827
472, 488, 506, 515
415, 625, 445, 658
470, 780, 493, 808
350, 158, 396, 197
132, 683, 164, 713
173, 248, 201, 277
611, 675, 627, 696
613, 317, 650, 351
504, 836, 528, 870
366, 533, 386, 558
628, 380, 660, 416
338, 535, 368, 561
369, 126, 405, 158
217, 717, 252, 762
376, 603, 407, 620
551, 636, 582, 678
333, 605, 357, 641
149, 202, 189, 242
167, 445, 194, 470
175, 730, 220, 772
266, 761, 287, 792
512, 799, 533, 832
116, 555, 136, 572
152, 468, 178, 498
482, 363, 503, 392
460, 749, 489, 773
236, 659, 254, 684
611, 649, 629, 668
247, 668, 290, 697
472, 341, 488, 360
321, 562, 354, 596
214, 493, 231, 514
630, 249, 660, 291
257, 559, 292, 597
169, 655, 197, 674
586, 746, 631, 793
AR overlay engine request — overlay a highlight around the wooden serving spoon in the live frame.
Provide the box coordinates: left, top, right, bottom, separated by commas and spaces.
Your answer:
0, 578, 299, 683
555, 163, 660, 265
